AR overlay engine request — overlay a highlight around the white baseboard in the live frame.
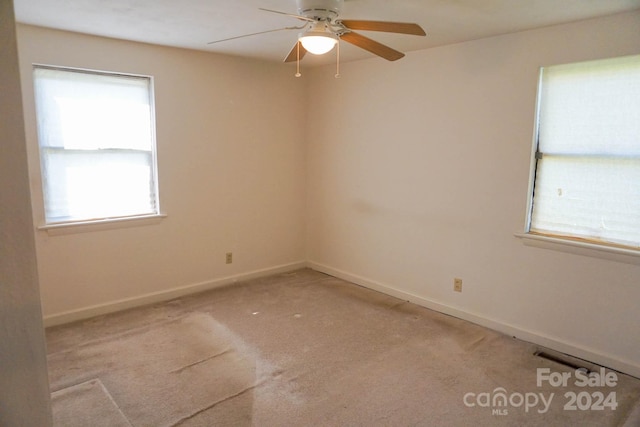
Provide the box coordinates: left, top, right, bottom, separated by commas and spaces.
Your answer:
43, 261, 307, 328
307, 261, 640, 379
42, 259, 639, 379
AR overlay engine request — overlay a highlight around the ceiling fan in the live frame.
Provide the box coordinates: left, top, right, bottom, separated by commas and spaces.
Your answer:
209, 0, 426, 64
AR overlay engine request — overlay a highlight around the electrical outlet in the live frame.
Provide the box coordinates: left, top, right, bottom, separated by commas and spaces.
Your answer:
226, 252, 233, 264
454, 278, 463, 292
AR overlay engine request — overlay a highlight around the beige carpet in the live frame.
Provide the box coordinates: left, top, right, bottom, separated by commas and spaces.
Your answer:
47, 269, 640, 426
51, 379, 131, 426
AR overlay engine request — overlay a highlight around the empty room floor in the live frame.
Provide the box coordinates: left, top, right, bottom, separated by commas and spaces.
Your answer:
46, 269, 640, 426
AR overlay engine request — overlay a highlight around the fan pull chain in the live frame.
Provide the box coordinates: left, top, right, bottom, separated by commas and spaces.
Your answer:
295, 41, 302, 77
335, 39, 341, 78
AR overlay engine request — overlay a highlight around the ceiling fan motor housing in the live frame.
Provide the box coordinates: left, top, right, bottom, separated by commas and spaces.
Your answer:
296, 0, 343, 21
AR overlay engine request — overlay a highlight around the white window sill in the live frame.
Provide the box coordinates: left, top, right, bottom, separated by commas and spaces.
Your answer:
514, 232, 640, 265
38, 213, 167, 236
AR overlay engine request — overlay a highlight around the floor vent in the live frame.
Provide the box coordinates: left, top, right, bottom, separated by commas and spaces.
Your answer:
534, 350, 592, 374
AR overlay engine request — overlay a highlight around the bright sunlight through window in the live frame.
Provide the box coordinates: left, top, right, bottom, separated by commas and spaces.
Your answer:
528, 55, 640, 250
33, 66, 159, 224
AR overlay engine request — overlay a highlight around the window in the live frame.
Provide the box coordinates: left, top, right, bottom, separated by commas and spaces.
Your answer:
527, 55, 640, 251
33, 66, 159, 225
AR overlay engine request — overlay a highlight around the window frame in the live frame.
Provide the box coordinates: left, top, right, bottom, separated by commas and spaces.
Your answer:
519, 56, 640, 261
32, 64, 164, 233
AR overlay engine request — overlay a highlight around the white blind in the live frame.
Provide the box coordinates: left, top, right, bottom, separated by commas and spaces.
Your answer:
530, 55, 640, 249
33, 67, 158, 223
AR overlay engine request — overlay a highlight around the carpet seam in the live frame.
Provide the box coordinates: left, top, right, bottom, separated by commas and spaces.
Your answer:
169, 379, 267, 426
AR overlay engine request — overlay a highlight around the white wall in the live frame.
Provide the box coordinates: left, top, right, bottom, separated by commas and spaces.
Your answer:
0, 2, 52, 425
305, 11, 640, 377
17, 25, 308, 323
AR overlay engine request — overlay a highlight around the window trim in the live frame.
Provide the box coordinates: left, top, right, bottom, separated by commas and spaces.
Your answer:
514, 232, 640, 265
32, 64, 163, 231
523, 68, 545, 236
37, 213, 167, 236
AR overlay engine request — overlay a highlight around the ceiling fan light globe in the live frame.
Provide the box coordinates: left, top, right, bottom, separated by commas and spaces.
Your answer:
299, 34, 337, 55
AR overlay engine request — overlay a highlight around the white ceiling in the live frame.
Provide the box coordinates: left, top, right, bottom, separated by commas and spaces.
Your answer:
14, 0, 640, 66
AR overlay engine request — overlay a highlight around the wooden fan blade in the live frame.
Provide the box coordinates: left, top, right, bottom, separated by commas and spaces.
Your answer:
340, 31, 405, 61
284, 41, 307, 63
339, 20, 425, 36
